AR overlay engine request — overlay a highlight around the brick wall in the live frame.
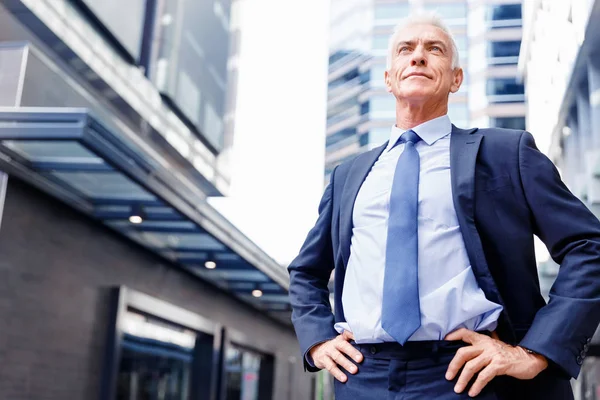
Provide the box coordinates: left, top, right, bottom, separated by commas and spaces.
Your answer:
0, 178, 310, 400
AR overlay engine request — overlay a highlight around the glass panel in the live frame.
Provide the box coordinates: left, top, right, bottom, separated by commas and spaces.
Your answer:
3, 141, 103, 163
225, 345, 265, 400
78, 0, 147, 60
106, 220, 198, 231
117, 311, 197, 400
486, 78, 525, 96
126, 231, 226, 251
0, 45, 27, 106
487, 4, 522, 21
49, 171, 155, 200
374, 3, 410, 20
150, 0, 231, 150
489, 41, 521, 58
490, 117, 526, 130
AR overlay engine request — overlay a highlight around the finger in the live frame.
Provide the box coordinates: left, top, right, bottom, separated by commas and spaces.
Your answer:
336, 340, 364, 363
454, 356, 490, 394
323, 357, 348, 383
444, 328, 478, 343
468, 364, 500, 397
342, 330, 355, 341
446, 346, 483, 380
330, 349, 358, 374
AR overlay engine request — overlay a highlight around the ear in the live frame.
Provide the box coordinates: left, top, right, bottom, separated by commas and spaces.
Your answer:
450, 68, 463, 93
384, 70, 393, 93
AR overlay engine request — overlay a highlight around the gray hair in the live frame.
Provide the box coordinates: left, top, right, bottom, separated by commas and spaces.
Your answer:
386, 11, 461, 70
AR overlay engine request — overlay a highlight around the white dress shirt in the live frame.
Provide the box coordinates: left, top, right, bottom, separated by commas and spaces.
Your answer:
334, 115, 503, 343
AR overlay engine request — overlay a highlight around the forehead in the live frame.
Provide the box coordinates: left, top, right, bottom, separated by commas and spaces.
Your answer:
393, 23, 451, 45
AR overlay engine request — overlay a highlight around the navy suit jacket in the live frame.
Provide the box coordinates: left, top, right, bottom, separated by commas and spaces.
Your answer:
288, 126, 600, 390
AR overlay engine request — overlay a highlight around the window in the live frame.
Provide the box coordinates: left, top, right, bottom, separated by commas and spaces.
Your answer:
488, 40, 521, 61
148, 0, 231, 151
424, 3, 467, 20
488, 4, 522, 21
116, 310, 215, 400
224, 344, 274, 400
75, 0, 147, 61
487, 4, 522, 28
490, 117, 526, 130
374, 3, 410, 20
486, 78, 525, 96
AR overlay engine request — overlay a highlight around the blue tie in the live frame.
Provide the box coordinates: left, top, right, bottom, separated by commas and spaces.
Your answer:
382, 129, 422, 345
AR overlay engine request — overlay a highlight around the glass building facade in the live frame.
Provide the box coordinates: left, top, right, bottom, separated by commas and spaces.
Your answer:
325, 0, 525, 184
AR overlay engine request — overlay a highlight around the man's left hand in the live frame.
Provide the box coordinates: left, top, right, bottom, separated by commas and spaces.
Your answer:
444, 328, 549, 397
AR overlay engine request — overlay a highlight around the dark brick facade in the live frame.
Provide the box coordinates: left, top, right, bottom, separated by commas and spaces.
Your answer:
0, 178, 311, 400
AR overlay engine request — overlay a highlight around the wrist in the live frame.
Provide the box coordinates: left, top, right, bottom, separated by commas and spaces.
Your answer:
518, 346, 549, 370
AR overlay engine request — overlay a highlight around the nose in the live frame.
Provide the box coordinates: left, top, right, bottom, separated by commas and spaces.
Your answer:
410, 46, 427, 67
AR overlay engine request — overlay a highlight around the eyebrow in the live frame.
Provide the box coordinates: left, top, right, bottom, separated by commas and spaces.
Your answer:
396, 40, 448, 49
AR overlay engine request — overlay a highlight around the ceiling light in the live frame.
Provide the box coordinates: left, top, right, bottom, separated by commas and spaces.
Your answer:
252, 289, 263, 298
205, 261, 217, 269
129, 215, 143, 224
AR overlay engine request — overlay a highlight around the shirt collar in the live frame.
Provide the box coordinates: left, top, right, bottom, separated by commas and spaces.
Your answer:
386, 114, 452, 151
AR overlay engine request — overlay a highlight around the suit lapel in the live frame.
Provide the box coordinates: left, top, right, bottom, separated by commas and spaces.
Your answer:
450, 125, 507, 313
340, 143, 387, 267
450, 125, 481, 227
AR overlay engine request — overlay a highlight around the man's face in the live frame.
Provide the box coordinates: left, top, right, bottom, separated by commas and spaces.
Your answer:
385, 24, 463, 103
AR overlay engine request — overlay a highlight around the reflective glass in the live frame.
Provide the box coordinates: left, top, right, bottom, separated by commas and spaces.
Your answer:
225, 345, 264, 400
151, 0, 231, 151
489, 41, 521, 58
117, 311, 197, 400
486, 78, 525, 96
49, 171, 156, 201
487, 4, 522, 21
78, 0, 147, 60
490, 117, 526, 130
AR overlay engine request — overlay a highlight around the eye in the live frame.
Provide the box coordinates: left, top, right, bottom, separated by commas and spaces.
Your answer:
398, 46, 410, 54
431, 46, 442, 52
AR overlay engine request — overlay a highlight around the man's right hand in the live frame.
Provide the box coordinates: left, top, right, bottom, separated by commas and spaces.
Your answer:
309, 331, 364, 382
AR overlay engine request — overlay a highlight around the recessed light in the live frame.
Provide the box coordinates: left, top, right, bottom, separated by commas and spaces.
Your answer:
252, 289, 263, 298
129, 215, 143, 224
205, 261, 217, 269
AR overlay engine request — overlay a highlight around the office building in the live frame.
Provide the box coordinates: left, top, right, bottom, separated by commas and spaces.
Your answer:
0, 0, 310, 399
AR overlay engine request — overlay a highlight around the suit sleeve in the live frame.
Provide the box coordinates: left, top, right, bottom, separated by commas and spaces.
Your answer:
517, 131, 600, 378
288, 167, 339, 372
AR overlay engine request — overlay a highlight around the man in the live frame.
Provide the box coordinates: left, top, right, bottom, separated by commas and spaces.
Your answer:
288, 12, 600, 399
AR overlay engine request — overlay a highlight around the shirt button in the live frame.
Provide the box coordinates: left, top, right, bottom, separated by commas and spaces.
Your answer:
576, 356, 583, 365
370, 345, 377, 355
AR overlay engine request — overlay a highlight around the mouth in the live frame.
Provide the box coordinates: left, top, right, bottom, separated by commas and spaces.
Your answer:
404, 72, 431, 79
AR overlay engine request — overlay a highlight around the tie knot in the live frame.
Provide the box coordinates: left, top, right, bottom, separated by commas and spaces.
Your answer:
401, 130, 421, 144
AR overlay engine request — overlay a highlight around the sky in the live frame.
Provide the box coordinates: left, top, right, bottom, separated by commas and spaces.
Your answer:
209, 0, 331, 265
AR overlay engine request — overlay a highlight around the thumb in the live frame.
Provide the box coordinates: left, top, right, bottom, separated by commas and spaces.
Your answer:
342, 330, 355, 341
444, 328, 475, 343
